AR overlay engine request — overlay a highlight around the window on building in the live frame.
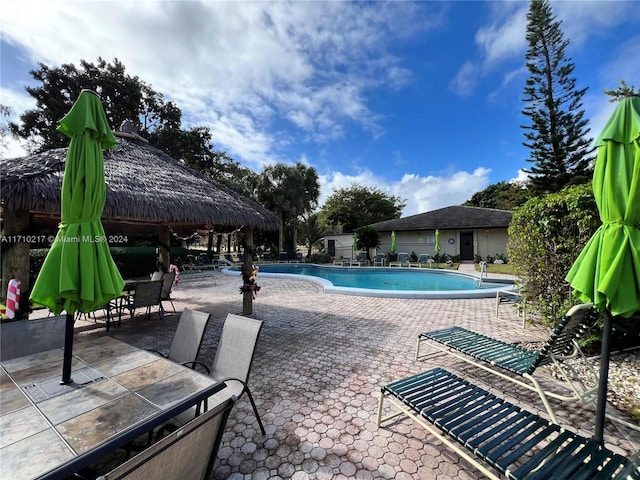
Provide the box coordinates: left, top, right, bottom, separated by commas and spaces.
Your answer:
425, 234, 435, 246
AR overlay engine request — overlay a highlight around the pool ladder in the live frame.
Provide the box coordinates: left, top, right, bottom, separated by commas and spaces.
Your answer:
478, 261, 487, 287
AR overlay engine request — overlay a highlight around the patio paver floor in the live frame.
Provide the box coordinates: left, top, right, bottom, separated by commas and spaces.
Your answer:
67, 271, 639, 479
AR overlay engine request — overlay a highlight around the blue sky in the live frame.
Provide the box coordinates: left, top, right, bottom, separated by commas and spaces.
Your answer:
1, 1, 638, 216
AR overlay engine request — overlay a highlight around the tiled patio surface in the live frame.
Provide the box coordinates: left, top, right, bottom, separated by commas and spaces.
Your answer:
70, 271, 639, 479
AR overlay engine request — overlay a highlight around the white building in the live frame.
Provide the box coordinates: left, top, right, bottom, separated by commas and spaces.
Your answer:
324, 206, 513, 262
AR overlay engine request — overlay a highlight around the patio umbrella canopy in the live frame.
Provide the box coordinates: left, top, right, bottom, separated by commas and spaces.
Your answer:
565, 96, 640, 444
30, 89, 125, 384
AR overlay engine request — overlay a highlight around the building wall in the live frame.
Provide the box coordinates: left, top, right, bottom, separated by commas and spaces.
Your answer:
376, 229, 509, 259
324, 234, 357, 258
324, 228, 510, 261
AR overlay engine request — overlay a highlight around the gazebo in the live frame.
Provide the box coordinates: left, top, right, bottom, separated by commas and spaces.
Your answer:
0, 131, 279, 314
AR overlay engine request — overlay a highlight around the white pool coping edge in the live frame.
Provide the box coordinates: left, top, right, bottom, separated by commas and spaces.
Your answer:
221, 265, 516, 299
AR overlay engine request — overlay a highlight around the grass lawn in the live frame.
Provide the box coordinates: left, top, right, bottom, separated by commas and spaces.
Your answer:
478, 263, 516, 275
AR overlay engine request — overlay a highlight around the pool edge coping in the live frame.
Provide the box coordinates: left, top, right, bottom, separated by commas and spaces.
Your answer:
221, 265, 516, 299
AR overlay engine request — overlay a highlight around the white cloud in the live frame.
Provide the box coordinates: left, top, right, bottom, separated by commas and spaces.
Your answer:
451, 0, 639, 98
474, 5, 528, 69
0, 87, 37, 158
394, 168, 491, 216
509, 169, 530, 185
449, 60, 480, 97
0, 0, 439, 169
319, 167, 491, 217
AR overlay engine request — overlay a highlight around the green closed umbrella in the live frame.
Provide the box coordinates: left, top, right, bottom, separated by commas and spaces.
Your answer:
565, 96, 640, 444
435, 229, 441, 267
391, 231, 397, 254
30, 89, 125, 384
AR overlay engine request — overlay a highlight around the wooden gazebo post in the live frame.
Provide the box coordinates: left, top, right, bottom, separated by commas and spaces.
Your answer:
158, 226, 171, 270
242, 226, 255, 315
1, 209, 31, 317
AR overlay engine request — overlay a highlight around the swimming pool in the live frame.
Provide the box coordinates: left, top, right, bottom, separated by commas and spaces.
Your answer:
223, 263, 515, 299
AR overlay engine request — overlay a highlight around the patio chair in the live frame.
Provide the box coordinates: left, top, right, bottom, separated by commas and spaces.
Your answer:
127, 280, 163, 321
97, 396, 235, 480
150, 309, 210, 369
261, 252, 273, 263
389, 252, 409, 267
182, 255, 197, 271
278, 251, 288, 263
0, 315, 66, 361
160, 271, 177, 314
206, 313, 265, 434
160, 313, 266, 437
415, 303, 607, 425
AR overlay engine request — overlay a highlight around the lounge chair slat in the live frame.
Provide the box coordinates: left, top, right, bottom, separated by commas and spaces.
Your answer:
512, 434, 597, 480
522, 438, 601, 480
474, 414, 549, 461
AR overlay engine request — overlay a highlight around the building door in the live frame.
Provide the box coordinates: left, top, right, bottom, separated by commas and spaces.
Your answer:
328, 239, 336, 257
459, 232, 474, 261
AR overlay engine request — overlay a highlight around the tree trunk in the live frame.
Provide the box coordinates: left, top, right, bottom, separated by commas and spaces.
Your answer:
242, 227, 254, 315
277, 208, 284, 253
1, 209, 31, 317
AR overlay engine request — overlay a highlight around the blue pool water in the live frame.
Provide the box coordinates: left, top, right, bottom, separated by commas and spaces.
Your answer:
223, 263, 514, 299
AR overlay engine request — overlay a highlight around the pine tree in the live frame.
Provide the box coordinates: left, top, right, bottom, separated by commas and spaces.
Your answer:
521, 0, 595, 194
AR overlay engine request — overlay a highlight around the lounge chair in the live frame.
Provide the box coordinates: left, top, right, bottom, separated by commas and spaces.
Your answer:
332, 255, 350, 266
496, 286, 526, 327
415, 303, 608, 425
389, 252, 409, 267
373, 253, 385, 266
262, 253, 273, 263
378, 368, 639, 480
409, 254, 432, 268
351, 252, 369, 266
278, 251, 288, 263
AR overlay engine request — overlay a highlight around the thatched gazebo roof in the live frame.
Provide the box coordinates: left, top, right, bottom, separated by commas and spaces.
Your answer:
0, 134, 278, 231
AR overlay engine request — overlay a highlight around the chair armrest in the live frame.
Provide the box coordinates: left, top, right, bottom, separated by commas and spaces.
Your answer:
146, 349, 167, 357
182, 361, 211, 374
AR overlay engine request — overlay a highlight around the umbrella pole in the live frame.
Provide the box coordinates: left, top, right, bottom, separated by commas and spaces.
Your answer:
594, 308, 613, 446
61, 312, 74, 384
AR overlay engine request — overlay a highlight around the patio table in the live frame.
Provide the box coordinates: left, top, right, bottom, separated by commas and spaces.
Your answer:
0, 336, 225, 480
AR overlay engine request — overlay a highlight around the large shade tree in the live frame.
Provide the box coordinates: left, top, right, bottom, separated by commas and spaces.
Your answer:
521, 0, 594, 194
321, 185, 405, 232
254, 163, 320, 254
10, 57, 215, 168
463, 181, 530, 210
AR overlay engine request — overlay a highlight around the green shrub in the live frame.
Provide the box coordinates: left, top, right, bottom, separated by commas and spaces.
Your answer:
508, 184, 600, 325
308, 252, 332, 264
